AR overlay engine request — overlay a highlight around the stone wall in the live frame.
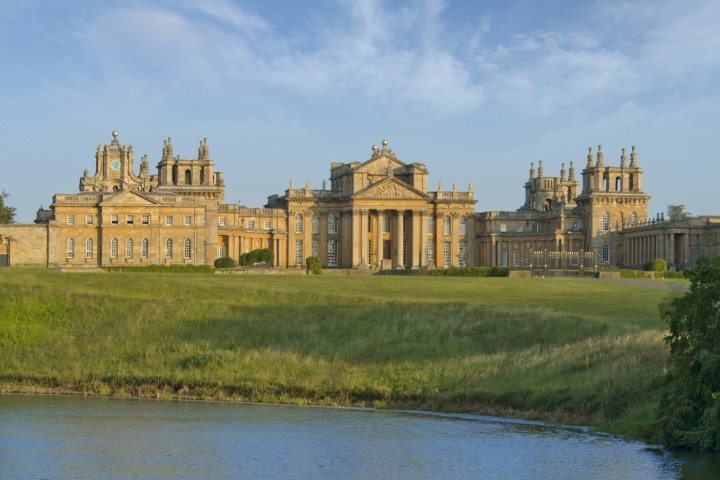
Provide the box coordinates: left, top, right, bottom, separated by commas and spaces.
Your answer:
0, 224, 50, 267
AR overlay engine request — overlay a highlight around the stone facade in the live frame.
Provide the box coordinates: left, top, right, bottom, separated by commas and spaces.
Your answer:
1, 133, 717, 270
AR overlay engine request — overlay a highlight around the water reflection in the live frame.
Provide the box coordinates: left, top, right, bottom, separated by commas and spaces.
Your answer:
1, 395, 717, 479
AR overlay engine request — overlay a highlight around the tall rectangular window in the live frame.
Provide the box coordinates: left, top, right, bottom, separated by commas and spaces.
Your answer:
312, 239, 319, 258
295, 214, 303, 233
443, 216, 451, 235
85, 215, 93, 225
111, 238, 118, 259
427, 215, 435, 234
184, 239, 192, 260
327, 240, 338, 266
531, 224, 539, 233
165, 239, 173, 258
166, 215, 174, 226
141, 239, 149, 259
382, 213, 390, 233
402, 240, 407, 267
427, 241, 435, 266
459, 217, 467, 236
67, 215, 75, 226
142, 215, 149, 225
443, 241, 451, 267
572, 221, 579, 231
500, 251, 508, 267
328, 214, 339, 234
184, 215, 192, 226
295, 240, 303, 266
219, 246, 226, 258
367, 240, 372, 265
66, 238, 74, 259
459, 241, 467, 267
516, 224, 524, 232
247, 219, 255, 229
264, 220, 272, 230
126, 238, 133, 258
219, 216, 226, 226
85, 239, 93, 259
602, 212, 610, 231
513, 251, 521, 267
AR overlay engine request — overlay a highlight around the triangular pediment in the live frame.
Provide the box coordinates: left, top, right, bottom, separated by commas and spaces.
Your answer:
352, 177, 429, 200
100, 190, 162, 206
354, 155, 407, 174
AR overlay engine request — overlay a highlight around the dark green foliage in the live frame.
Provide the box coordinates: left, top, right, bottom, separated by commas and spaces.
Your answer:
667, 204, 692, 221
431, 267, 509, 277
306, 256, 322, 274
239, 248, 273, 266
214, 256, 236, 268
656, 256, 720, 451
0, 190, 16, 224
104, 265, 215, 273
644, 259, 669, 272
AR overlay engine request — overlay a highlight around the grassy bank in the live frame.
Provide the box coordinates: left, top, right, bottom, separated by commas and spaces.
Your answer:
0, 269, 683, 439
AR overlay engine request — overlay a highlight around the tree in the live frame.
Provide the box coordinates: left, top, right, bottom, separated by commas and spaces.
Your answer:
667, 204, 692, 221
656, 256, 720, 451
0, 190, 16, 224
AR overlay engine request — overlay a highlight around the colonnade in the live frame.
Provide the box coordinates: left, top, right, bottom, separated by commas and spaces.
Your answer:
624, 231, 688, 267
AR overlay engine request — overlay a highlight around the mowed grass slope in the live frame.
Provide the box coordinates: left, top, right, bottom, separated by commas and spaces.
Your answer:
0, 269, 682, 437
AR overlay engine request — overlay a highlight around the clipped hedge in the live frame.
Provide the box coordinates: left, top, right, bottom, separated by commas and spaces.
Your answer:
643, 258, 669, 272
431, 267, 509, 277
619, 268, 686, 279
239, 248, 274, 267
306, 256, 322, 275
104, 265, 215, 273
214, 256, 236, 268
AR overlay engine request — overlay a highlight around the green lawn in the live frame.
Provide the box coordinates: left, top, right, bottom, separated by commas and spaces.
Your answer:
0, 269, 684, 439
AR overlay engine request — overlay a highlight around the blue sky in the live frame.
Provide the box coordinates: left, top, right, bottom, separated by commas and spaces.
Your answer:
2, 0, 719, 222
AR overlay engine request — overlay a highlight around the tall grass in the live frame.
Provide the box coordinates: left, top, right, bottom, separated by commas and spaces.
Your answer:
0, 269, 683, 439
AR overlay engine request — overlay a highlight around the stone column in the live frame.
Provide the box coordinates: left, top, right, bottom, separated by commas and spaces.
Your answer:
287, 210, 296, 267
304, 212, 312, 261
491, 239, 497, 267
359, 209, 369, 267
466, 213, 475, 267
393, 210, 404, 269
410, 210, 421, 269
376, 210, 384, 269
420, 211, 428, 269
451, 212, 460, 267
320, 212, 328, 266
352, 209, 361, 267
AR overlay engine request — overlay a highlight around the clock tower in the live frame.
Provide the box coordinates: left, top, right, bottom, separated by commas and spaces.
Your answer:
80, 131, 156, 193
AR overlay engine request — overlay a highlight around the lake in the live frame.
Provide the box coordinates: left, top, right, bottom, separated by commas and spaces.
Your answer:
1, 395, 717, 479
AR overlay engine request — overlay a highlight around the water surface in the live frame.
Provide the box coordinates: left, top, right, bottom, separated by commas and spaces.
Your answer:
1, 395, 717, 479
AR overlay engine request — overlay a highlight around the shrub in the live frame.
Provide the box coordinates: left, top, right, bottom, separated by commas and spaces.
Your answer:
239, 249, 273, 266
644, 259, 669, 272
431, 267, 509, 277
214, 256, 236, 268
306, 256, 322, 275
104, 265, 215, 273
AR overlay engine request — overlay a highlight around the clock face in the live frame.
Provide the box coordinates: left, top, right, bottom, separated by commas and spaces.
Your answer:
110, 159, 121, 173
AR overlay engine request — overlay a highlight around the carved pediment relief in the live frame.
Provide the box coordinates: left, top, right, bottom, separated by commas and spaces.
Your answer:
100, 190, 161, 206
353, 178, 428, 200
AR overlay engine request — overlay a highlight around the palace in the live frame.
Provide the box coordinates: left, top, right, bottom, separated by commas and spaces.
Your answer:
2, 132, 719, 270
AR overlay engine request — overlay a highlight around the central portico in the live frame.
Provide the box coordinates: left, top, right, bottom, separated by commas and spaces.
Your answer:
266, 140, 477, 269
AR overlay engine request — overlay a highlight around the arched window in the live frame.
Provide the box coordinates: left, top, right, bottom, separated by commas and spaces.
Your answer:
184, 239, 192, 259
295, 214, 303, 233
165, 239, 173, 258
602, 212, 610, 231
615, 177, 622, 191
126, 238, 133, 258
185, 169, 192, 185
172, 165, 178, 185
66, 238, 74, 259
629, 174, 635, 191
311, 215, 319, 234
602, 244, 610, 264
630, 212, 638, 227
603, 173, 609, 192
443, 216, 451, 235
111, 238, 118, 259
328, 213, 339, 234
141, 238, 149, 259
459, 217, 467, 236
85, 239, 93, 259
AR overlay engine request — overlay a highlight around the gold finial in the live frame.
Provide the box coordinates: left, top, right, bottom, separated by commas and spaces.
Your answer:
382, 139, 388, 146
112, 130, 118, 139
